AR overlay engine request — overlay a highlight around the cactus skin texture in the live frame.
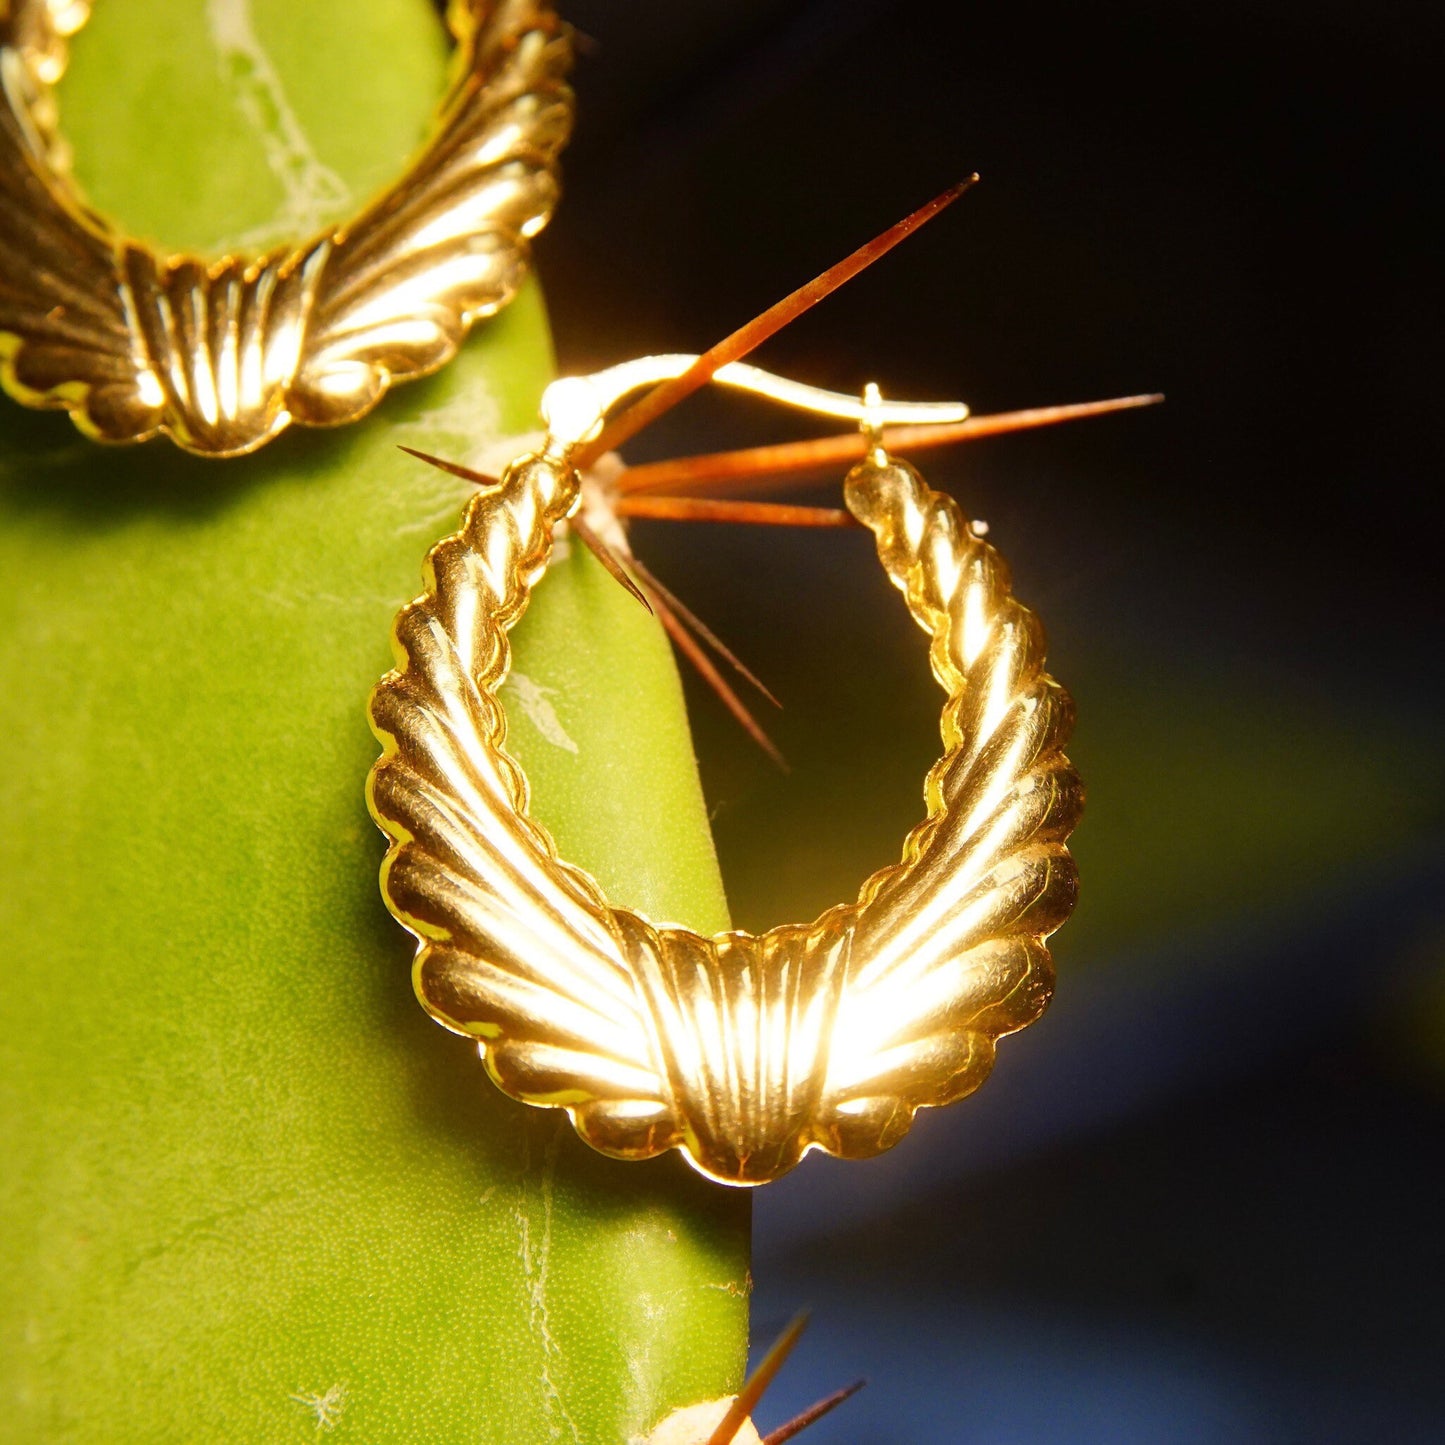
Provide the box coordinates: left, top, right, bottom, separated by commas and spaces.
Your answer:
0, 2, 748, 1440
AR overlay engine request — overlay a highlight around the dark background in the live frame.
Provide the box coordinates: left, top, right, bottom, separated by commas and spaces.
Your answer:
535, 5, 1444, 1441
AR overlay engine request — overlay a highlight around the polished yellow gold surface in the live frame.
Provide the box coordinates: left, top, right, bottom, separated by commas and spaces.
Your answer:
367, 363, 1082, 1186
0, 0, 571, 455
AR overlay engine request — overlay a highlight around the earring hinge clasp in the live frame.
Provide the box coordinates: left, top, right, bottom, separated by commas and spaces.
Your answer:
540, 355, 969, 453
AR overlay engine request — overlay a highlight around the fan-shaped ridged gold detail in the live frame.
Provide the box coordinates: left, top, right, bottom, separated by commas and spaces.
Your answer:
367, 449, 1082, 1185
0, 0, 571, 455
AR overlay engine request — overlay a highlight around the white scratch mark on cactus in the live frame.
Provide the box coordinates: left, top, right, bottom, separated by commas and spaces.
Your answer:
290, 1382, 348, 1432
205, 0, 351, 247
390, 392, 524, 539
701, 1276, 752, 1297
516, 1121, 581, 1443
257, 587, 405, 612
391, 383, 508, 468
394, 482, 478, 541
614, 1221, 692, 1435
506, 672, 579, 754
622, 1286, 666, 1406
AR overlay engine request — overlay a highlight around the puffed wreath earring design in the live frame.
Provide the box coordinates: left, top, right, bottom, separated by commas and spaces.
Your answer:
367, 355, 1084, 1186
0, 0, 571, 455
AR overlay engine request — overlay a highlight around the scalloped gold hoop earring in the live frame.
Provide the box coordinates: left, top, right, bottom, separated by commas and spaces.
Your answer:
366, 356, 1083, 1186
0, 0, 571, 456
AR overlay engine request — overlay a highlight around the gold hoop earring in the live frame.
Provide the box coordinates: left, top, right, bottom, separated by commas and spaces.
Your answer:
367, 357, 1082, 1186
0, 0, 571, 456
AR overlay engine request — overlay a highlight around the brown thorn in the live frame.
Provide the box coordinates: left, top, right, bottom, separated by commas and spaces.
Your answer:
616, 496, 857, 529
398, 444, 500, 488
570, 515, 653, 614
761, 1379, 868, 1445
575, 179, 977, 470
706, 1313, 811, 1445
614, 393, 1165, 498
624, 553, 782, 709
654, 597, 789, 773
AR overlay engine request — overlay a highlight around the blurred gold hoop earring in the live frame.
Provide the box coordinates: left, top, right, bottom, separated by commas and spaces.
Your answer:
367, 357, 1083, 1186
